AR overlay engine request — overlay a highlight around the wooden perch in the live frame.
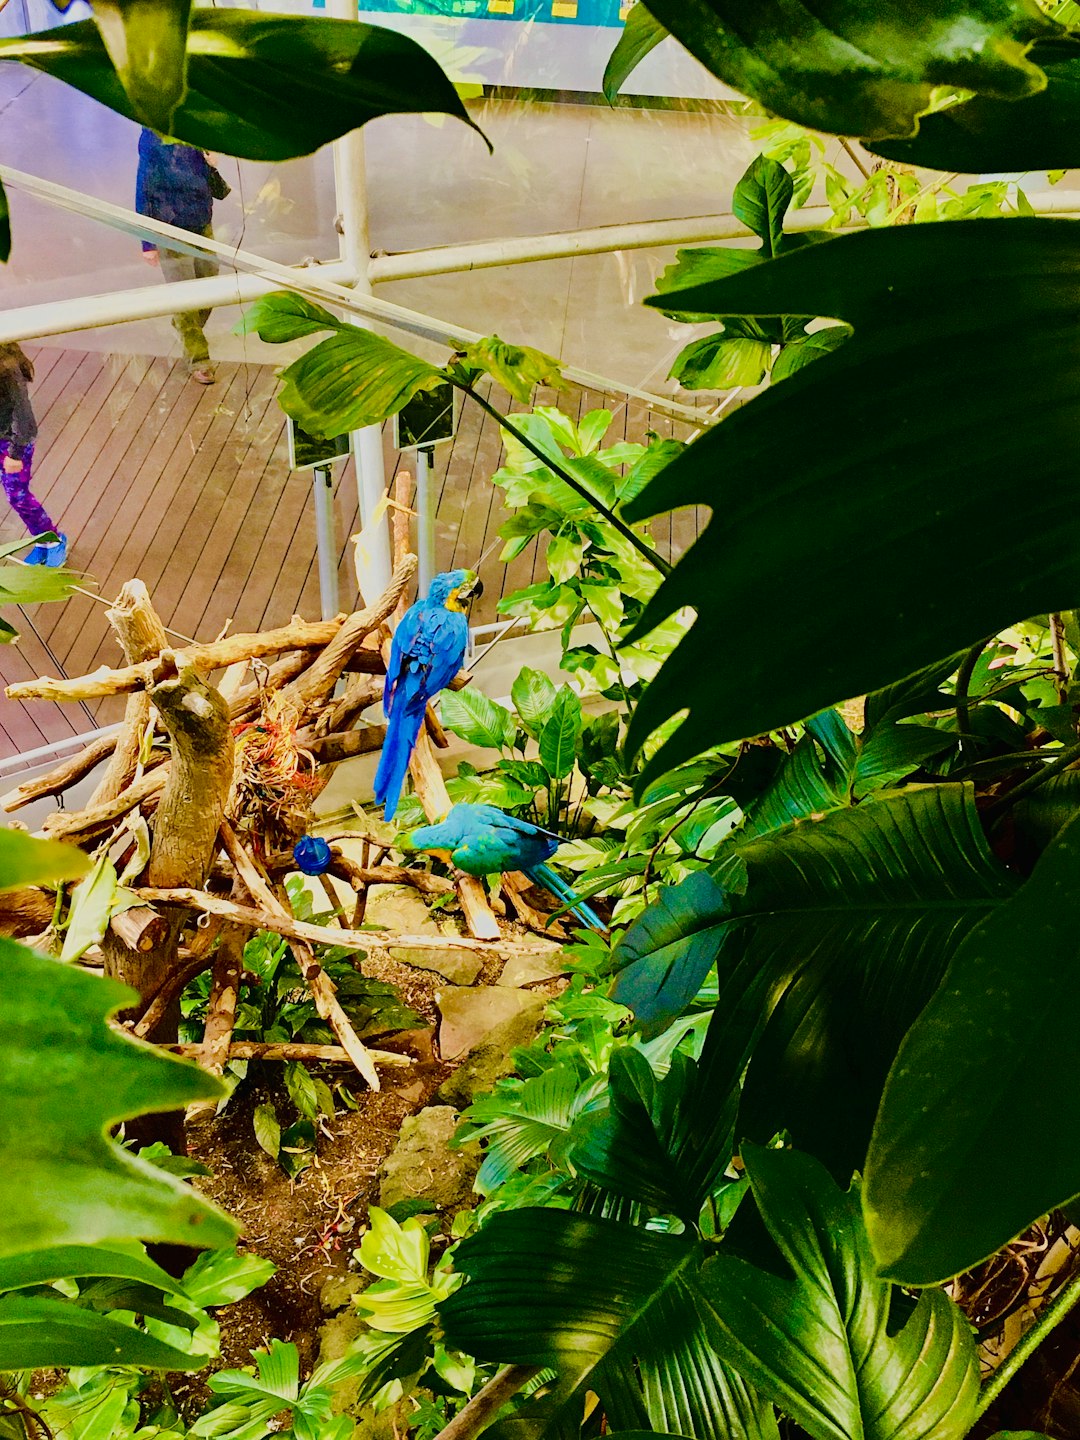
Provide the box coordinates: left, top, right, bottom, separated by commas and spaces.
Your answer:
5, 615, 356, 703
148, 671, 234, 893
91, 580, 169, 806
41, 764, 167, 841
315, 673, 382, 737
169, 1041, 413, 1066
279, 554, 417, 712
1, 733, 117, 813
304, 726, 386, 765
0, 887, 55, 937
108, 906, 170, 954
328, 850, 454, 897
218, 821, 382, 1090
136, 886, 552, 957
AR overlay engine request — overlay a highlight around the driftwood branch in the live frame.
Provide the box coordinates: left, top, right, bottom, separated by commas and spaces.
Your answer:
40, 764, 167, 842
148, 671, 234, 892
218, 821, 382, 1090
5, 616, 356, 703
108, 905, 170, 954
0, 886, 55, 937
304, 726, 386, 765
130, 949, 217, 1039
430, 1366, 540, 1440
136, 886, 550, 956
1, 734, 117, 813
91, 581, 168, 806
168, 1041, 413, 1066
328, 851, 454, 897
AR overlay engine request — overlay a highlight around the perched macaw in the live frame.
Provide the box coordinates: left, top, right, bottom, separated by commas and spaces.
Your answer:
375, 569, 481, 820
401, 802, 604, 931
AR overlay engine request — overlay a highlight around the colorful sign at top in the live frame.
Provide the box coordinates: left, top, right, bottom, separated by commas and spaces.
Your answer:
360, 0, 630, 23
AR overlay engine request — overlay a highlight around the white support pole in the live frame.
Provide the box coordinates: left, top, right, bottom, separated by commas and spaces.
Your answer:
329, 0, 391, 603
416, 446, 435, 595
312, 464, 341, 621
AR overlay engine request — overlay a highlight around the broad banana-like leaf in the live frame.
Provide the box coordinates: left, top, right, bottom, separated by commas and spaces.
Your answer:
89, 0, 191, 135
0, 10, 483, 162
638, 0, 1054, 141
441, 1209, 773, 1440
625, 220, 1080, 780
866, 809, 1080, 1283
603, 3, 670, 102
613, 788, 1017, 1177
0, 937, 235, 1255
0, 1293, 203, 1369
698, 1147, 980, 1440
0, 826, 88, 890
870, 37, 1080, 172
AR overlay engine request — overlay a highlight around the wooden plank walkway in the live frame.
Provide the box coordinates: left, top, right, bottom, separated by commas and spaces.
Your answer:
0, 345, 700, 762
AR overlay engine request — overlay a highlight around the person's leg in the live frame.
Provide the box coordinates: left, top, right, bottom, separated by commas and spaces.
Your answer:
1, 443, 57, 539
159, 246, 210, 368
192, 228, 219, 347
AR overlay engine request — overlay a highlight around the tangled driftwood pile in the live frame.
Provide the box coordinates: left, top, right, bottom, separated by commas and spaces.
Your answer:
1, 528, 555, 1105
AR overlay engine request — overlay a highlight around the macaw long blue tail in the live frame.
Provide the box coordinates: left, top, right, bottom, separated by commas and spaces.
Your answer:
526, 863, 605, 932
374, 695, 427, 821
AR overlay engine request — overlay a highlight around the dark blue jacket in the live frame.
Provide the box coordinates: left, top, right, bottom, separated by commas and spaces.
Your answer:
135, 130, 213, 251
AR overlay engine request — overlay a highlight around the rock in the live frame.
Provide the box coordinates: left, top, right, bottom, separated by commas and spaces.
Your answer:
316, 1306, 367, 1411
497, 949, 565, 988
378, 1105, 480, 1212
365, 885, 443, 935
319, 1272, 365, 1314
436, 1003, 548, 1110
390, 945, 483, 986
436, 985, 546, 1060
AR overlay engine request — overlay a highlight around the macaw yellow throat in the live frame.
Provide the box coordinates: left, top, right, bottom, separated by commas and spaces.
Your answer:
445, 591, 469, 613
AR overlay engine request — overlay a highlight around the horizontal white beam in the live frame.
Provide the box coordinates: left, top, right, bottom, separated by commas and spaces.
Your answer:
0, 165, 714, 426
370, 189, 1080, 279
0, 261, 356, 342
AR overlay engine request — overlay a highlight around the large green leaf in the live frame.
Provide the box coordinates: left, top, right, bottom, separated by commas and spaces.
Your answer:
278, 331, 444, 438
614, 788, 1017, 1176
625, 219, 1080, 779
610, 871, 729, 1031
639, 0, 1055, 141
0, 10, 481, 162
441, 1209, 772, 1440
698, 1147, 980, 1440
0, 827, 88, 890
870, 37, 1080, 172
452, 337, 565, 405
0, 937, 235, 1255
539, 689, 583, 781
511, 667, 558, 738
440, 689, 516, 752
603, 2, 670, 102
0, 1243, 185, 1295
865, 809, 1080, 1284
89, 0, 191, 134
0, 1293, 203, 1369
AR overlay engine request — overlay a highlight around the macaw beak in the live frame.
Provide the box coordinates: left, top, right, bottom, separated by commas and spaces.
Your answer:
458, 572, 483, 600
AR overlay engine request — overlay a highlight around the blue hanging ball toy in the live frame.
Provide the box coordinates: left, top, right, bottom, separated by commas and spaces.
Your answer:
293, 835, 332, 876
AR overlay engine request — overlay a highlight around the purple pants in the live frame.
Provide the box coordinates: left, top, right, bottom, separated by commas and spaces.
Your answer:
0, 441, 56, 538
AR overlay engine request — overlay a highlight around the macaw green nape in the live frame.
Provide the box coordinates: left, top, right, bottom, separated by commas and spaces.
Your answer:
374, 568, 482, 821
401, 802, 604, 932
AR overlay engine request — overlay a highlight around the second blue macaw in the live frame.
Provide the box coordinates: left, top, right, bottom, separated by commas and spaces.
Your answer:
401, 802, 604, 931
375, 569, 480, 820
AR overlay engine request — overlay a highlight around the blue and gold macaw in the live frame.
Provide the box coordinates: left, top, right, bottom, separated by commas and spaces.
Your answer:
375, 569, 481, 820
401, 802, 604, 931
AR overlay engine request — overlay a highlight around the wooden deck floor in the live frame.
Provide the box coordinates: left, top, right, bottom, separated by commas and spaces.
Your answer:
0, 346, 700, 761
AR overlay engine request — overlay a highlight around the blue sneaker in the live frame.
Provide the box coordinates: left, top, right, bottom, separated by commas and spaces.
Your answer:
25, 533, 67, 567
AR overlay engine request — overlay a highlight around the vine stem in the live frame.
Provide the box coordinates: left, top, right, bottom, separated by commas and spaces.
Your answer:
430, 1365, 540, 1440
974, 1259, 1080, 1418
1050, 612, 1069, 705
459, 384, 672, 579
954, 637, 991, 739
984, 737, 1080, 820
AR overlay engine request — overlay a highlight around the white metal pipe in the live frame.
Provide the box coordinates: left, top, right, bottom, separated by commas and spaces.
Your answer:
0, 261, 356, 343
370, 189, 1080, 279
416, 446, 435, 594
312, 464, 341, 621
0, 165, 718, 426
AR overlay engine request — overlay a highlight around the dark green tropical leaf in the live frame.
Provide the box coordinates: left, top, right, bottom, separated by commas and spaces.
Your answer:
0, 937, 234, 1254
512, 667, 558, 738
698, 1147, 980, 1440
440, 689, 516, 751
602, 2, 670, 102
441, 1208, 772, 1440
276, 330, 444, 439
0, 1293, 204, 1370
641, 0, 1055, 141
733, 156, 793, 260
870, 37, 1080, 172
0, 9, 482, 162
568, 1047, 736, 1221
0, 1244, 184, 1296
671, 333, 772, 391
539, 689, 583, 781
625, 220, 1080, 779
770, 325, 852, 383
616, 789, 1016, 1176
610, 871, 729, 1031
864, 651, 965, 730
90, 0, 191, 134
460, 1061, 603, 1194
852, 723, 953, 798
865, 809, 1080, 1284
619, 439, 685, 505
0, 827, 88, 891
454, 337, 565, 405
